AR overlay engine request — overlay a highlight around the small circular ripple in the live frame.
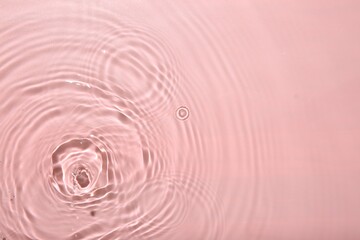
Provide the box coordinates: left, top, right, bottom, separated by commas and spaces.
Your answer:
175, 106, 190, 120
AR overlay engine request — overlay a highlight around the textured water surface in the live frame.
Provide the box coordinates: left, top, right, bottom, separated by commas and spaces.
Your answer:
1, 1, 360, 240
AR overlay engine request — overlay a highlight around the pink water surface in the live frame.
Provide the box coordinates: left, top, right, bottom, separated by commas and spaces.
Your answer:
1, 1, 360, 239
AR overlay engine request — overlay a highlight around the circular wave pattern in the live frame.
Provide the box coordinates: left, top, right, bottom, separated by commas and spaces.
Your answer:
0, 5, 224, 240
50, 137, 111, 199
175, 106, 190, 120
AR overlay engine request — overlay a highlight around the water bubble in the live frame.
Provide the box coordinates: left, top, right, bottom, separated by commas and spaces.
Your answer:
9, 192, 15, 202
176, 106, 189, 120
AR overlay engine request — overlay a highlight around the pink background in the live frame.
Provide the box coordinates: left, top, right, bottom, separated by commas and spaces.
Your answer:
1, 1, 360, 239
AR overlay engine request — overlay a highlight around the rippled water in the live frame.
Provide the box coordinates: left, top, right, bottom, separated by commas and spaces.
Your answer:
1, 1, 360, 240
